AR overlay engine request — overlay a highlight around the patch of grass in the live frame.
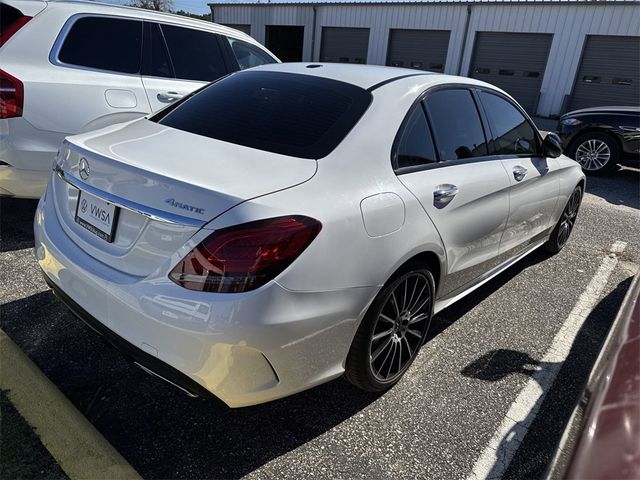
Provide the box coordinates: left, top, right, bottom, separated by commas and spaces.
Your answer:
0, 390, 68, 480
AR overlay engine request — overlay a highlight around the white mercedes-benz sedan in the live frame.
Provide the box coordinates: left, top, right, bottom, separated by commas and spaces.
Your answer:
34, 63, 585, 407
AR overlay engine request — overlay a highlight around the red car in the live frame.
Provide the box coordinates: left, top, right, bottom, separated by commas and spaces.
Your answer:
548, 274, 639, 479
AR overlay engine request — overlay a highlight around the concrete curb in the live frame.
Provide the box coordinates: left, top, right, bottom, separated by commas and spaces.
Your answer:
0, 329, 142, 480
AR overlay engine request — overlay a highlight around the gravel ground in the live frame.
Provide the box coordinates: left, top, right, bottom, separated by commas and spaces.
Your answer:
0, 167, 638, 479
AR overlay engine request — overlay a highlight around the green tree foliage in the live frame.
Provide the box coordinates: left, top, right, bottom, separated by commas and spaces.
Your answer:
129, 0, 174, 12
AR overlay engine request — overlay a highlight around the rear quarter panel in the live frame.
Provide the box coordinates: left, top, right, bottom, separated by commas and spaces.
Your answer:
1, 7, 152, 135
551, 155, 586, 224
201, 80, 447, 294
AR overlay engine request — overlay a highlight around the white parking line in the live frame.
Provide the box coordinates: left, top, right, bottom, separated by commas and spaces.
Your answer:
467, 240, 628, 480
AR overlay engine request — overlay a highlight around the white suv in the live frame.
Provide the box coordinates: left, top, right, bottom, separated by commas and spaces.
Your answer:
0, 0, 278, 198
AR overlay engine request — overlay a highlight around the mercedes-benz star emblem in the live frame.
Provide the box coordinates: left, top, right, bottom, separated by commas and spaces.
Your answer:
80, 198, 88, 213
79, 157, 90, 180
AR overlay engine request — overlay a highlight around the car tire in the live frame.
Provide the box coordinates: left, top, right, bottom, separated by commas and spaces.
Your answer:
344, 268, 435, 392
543, 186, 582, 254
568, 132, 620, 175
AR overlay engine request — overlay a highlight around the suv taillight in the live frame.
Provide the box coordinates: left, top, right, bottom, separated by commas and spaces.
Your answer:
169, 216, 322, 293
0, 69, 24, 119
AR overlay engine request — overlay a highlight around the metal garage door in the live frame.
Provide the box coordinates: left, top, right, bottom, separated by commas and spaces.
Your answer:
266, 25, 304, 62
320, 27, 369, 64
386, 29, 450, 72
569, 35, 640, 111
470, 32, 553, 114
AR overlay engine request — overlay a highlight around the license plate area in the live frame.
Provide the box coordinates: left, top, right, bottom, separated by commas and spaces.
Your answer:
74, 190, 119, 243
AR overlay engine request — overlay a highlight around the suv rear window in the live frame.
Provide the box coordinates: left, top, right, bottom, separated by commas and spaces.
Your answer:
58, 17, 142, 74
1, 3, 23, 33
153, 71, 372, 159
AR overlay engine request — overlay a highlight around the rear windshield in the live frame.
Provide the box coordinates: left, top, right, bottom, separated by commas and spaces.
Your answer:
152, 71, 372, 159
1, 3, 23, 33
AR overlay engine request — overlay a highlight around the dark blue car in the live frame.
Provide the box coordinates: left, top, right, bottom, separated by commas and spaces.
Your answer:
557, 106, 640, 174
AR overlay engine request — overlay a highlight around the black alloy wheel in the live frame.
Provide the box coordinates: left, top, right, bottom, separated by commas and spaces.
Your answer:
345, 268, 435, 391
544, 186, 582, 254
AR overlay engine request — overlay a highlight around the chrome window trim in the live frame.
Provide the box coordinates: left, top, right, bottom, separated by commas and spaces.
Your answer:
140, 73, 207, 83
54, 165, 206, 228
392, 83, 544, 175
49, 13, 274, 77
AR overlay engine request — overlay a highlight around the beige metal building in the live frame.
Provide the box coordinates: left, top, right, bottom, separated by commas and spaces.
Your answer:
209, 0, 640, 116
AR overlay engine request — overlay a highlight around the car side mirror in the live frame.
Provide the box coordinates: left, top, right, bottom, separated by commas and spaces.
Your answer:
542, 132, 563, 158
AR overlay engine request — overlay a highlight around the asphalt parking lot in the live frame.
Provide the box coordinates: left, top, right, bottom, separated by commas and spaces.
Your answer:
1, 167, 638, 479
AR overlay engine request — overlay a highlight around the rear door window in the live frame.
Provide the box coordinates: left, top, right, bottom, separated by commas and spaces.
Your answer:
153, 71, 372, 159
226, 38, 278, 70
160, 24, 227, 82
478, 91, 539, 156
424, 89, 489, 161
394, 106, 438, 170
58, 17, 142, 74
141, 22, 173, 78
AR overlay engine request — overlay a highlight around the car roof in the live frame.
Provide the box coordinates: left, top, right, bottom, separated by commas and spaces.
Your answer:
565, 106, 640, 116
251, 62, 505, 94
252, 62, 434, 90
42, 0, 258, 43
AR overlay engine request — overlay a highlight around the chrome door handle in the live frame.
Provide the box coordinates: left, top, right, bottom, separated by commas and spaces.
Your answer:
157, 91, 183, 102
513, 166, 528, 182
433, 184, 459, 208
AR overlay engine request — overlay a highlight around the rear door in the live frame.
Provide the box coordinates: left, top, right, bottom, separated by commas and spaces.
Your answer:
395, 87, 511, 297
476, 90, 559, 255
29, 15, 151, 136
141, 22, 230, 112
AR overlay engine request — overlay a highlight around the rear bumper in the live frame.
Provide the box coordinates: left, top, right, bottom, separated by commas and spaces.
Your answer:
43, 273, 215, 399
0, 165, 48, 198
34, 189, 376, 407
1, 117, 64, 198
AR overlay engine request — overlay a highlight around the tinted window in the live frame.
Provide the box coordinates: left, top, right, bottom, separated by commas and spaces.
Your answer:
227, 38, 277, 70
154, 71, 372, 159
1, 3, 22, 34
161, 25, 227, 81
425, 89, 488, 160
395, 106, 437, 169
59, 17, 142, 74
142, 22, 172, 78
479, 91, 538, 156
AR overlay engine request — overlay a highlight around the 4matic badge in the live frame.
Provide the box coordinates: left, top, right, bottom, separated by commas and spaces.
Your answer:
165, 198, 205, 215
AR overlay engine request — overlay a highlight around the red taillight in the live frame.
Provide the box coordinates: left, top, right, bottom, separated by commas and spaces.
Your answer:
0, 15, 31, 47
169, 216, 322, 293
0, 69, 24, 119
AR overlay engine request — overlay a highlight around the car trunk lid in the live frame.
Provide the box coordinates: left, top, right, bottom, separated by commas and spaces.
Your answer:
51, 119, 317, 277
